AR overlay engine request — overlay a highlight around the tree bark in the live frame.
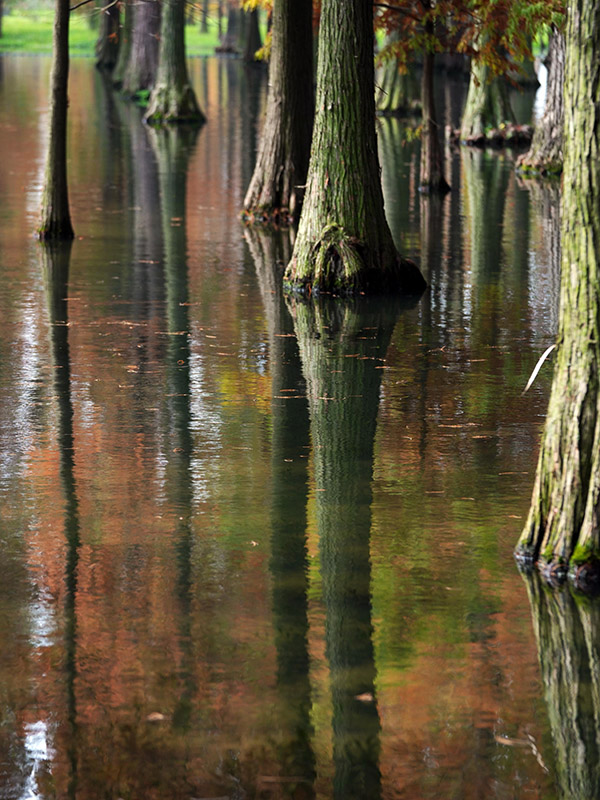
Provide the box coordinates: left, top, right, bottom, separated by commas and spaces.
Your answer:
284, 0, 426, 296
242, 0, 313, 224
38, 0, 74, 240
515, 0, 600, 588
460, 58, 515, 144
419, 36, 450, 194
121, 0, 160, 98
517, 29, 565, 176
95, 0, 120, 73
144, 0, 205, 124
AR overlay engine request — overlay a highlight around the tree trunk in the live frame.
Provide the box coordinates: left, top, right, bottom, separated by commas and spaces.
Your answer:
243, 0, 313, 225
243, 8, 262, 62
216, 3, 240, 53
460, 58, 515, 144
515, 0, 600, 589
38, 0, 74, 240
284, 0, 426, 296
121, 0, 160, 98
200, 0, 208, 33
420, 42, 450, 193
144, 0, 205, 124
517, 29, 565, 176
111, 0, 132, 89
95, 0, 120, 73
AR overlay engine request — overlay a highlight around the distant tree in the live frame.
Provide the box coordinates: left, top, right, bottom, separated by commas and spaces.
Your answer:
284, 0, 426, 296
144, 0, 205, 124
243, 0, 313, 224
517, 28, 565, 175
111, 0, 133, 88
243, 7, 262, 62
121, 0, 160, 98
38, 0, 74, 240
95, 0, 120, 72
515, 0, 600, 588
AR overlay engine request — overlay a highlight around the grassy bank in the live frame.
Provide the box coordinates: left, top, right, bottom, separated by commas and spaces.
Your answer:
0, 13, 223, 56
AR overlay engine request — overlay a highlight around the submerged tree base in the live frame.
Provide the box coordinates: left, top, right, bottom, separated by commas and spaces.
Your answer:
284, 225, 426, 297
145, 85, 206, 125
37, 219, 75, 242
515, 545, 600, 594
448, 124, 533, 149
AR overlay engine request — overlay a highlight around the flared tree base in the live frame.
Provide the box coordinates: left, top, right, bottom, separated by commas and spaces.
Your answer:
37, 217, 75, 241
145, 84, 206, 125
284, 225, 426, 297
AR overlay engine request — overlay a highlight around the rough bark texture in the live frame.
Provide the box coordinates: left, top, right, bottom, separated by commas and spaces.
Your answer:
420, 38, 450, 194
284, 0, 426, 296
526, 575, 600, 796
516, 0, 600, 588
121, 0, 160, 98
242, 0, 313, 224
517, 30, 565, 176
144, 0, 205, 125
38, 0, 74, 240
460, 58, 515, 143
95, 0, 120, 73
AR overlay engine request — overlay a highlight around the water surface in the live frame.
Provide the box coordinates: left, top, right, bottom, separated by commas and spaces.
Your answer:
0, 55, 580, 800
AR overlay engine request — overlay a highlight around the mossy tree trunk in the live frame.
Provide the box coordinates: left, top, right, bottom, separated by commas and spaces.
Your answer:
144, 0, 205, 125
515, 0, 600, 589
121, 0, 160, 98
460, 58, 515, 143
284, 0, 426, 296
38, 0, 74, 240
517, 29, 565, 176
95, 0, 120, 73
242, 0, 313, 224
419, 25, 450, 194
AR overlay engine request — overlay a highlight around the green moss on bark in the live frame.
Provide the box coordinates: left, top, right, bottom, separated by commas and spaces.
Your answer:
284, 0, 425, 297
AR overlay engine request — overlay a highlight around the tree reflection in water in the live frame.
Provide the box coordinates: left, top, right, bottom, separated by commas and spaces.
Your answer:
526, 574, 600, 798
289, 294, 415, 800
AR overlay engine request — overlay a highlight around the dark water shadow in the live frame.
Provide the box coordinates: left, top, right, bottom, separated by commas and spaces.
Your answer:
41, 240, 80, 798
245, 226, 316, 798
525, 573, 600, 798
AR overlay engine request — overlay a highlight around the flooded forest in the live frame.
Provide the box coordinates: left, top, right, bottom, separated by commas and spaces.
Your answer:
1, 0, 599, 797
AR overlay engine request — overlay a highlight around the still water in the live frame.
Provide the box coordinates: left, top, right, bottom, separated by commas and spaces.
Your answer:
0, 55, 590, 799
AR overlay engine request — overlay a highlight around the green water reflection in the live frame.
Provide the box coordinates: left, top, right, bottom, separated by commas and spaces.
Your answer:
0, 54, 583, 799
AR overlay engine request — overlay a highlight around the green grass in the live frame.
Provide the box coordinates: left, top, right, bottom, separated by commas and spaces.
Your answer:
0, 13, 223, 56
